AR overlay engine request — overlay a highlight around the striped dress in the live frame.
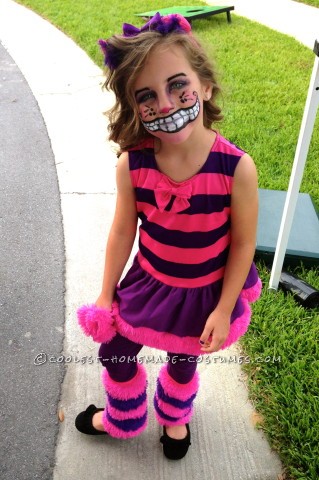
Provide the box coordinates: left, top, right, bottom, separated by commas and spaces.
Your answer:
113, 131, 261, 355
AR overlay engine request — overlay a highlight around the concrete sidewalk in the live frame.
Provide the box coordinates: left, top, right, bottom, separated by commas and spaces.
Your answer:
216, 0, 319, 50
1, 0, 316, 478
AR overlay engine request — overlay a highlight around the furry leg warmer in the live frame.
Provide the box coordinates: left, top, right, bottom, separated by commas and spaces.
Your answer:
102, 363, 148, 439
154, 365, 199, 426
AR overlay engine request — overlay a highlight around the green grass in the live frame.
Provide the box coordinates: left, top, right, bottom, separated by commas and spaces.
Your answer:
241, 264, 319, 479
294, 0, 319, 7
16, 1, 319, 478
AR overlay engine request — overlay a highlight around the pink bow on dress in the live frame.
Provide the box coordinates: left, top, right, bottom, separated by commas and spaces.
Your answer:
155, 177, 192, 213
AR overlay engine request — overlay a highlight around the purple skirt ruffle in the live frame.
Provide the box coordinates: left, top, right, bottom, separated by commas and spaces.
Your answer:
113, 256, 261, 355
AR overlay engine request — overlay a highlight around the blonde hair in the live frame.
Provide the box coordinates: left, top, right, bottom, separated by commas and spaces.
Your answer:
102, 31, 223, 151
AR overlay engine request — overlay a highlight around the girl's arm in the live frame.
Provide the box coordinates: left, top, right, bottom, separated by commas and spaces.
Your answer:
95, 152, 138, 309
200, 153, 258, 353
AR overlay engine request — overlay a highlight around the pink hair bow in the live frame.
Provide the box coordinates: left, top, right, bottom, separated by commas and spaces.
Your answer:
155, 177, 192, 213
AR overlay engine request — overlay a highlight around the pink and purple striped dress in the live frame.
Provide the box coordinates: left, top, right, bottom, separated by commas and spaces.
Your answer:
113, 131, 261, 355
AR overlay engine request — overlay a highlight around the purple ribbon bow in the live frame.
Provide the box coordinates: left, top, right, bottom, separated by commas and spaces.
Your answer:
99, 13, 191, 70
155, 176, 192, 213
122, 12, 162, 37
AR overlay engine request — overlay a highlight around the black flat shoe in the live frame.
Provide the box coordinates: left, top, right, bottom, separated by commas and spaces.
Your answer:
160, 424, 191, 460
75, 404, 107, 435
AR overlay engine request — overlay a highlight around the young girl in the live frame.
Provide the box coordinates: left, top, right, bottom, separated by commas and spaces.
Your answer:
75, 13, 261, 460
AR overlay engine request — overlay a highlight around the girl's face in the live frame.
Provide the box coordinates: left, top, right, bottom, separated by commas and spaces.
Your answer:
133, 45, 212, 144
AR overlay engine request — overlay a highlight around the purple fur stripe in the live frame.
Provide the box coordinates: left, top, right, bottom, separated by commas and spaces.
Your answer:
154, 397, 194, 426
107, 400, 148, 421
105, 410, 147, 432
103, 410, 147, 439
101, 363, 148, 438
107, 390, 147, 411
156, 379, 196, 409
154, 392, 192, 417
154, 395, 191, 422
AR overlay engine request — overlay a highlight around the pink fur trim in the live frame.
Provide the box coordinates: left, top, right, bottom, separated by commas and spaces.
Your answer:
77, 304, 116, 343
112, 298, 252, 355
220, 300, 251, 350
101, 363, 147, 400
158, 365, 199, 400
102, 413, 147, 439
241, 277, 262, 302
107, 401, 147, 421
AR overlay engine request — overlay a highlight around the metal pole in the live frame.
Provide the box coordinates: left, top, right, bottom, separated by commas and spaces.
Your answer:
269, 40, 319, 290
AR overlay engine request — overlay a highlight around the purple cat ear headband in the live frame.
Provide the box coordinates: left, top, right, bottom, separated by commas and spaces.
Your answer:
98, 12, 192, 70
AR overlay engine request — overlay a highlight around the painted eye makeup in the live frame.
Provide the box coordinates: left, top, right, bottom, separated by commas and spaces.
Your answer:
169, 79, 189, 92
135, 73, 190, 104
136, 82, 187, 103
136, 90, 156, 104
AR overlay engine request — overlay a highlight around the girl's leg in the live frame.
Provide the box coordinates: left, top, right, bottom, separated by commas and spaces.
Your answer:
99, 332, 143, 381
153, 353, 199, 427
98, 334, 148, 438
166, 353, 198, 385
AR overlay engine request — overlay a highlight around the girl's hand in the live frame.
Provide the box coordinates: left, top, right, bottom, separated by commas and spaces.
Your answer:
95, 294, 113, 311
199, 309, 231, 353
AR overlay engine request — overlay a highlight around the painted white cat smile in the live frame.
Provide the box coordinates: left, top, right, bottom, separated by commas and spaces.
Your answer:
142, 97, 200, 133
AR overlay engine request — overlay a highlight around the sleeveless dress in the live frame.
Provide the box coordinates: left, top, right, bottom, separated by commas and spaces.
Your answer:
112, 131, 262, 355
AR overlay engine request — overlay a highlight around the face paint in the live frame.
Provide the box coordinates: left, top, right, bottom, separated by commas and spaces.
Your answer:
133, 47, 212, 145
136, 75, 195, 121
141, 92, 200, 134
142, 105, 157, 120
179, 90, 194, 104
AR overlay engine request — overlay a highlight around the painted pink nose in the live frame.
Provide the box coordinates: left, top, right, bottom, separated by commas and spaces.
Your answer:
160, 106, 172, 114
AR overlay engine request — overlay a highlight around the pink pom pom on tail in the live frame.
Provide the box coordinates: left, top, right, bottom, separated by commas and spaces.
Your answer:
77, 304, 117, 343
